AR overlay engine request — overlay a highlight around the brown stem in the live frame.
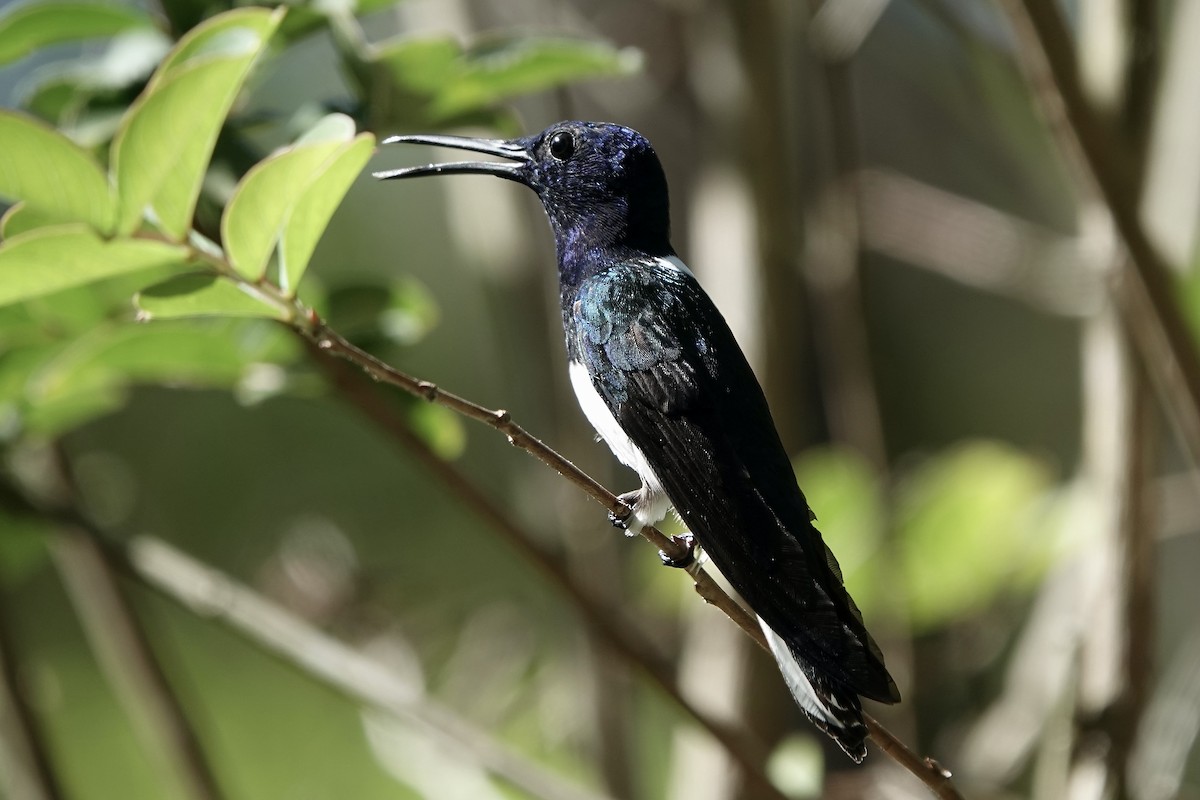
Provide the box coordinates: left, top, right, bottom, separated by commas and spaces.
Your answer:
1112, 365, 1157, 798
294, 317, 965, 799
305, 341, 786, 800
50, 530, 224, 800
999, 0, 1200, 470
0, 477, 622, 800
0, 585, 65, 800
299, 317, 692, 564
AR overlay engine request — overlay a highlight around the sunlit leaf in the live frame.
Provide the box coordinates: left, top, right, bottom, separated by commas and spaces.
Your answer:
19, 29, 172, 130
0, 111, 114, 232
896, 441, 1055, 630
408, 402, 466, 459
324, 278, 439, 346
0, 224, 188, 307
385, 277, 438, 343
0, 1, 152, 66
222, 114, 357, 280
278, 134, 374, 294
30, 323, 260, 409
111, 8, 283, 239
6, 263, 183, 339
767, 735, 824, 799
135, 273, 289, 320
373, 36, 459, 95
24, 382, 126, 434
794, 447, 885, 616
150, 7, 283, 89
294, 111, 358, 145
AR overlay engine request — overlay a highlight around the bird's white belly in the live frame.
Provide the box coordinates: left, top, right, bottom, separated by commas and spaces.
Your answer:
568, 359, 670, 528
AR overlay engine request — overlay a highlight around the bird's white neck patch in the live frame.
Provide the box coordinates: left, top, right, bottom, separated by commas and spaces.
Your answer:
658, 254, 695, 278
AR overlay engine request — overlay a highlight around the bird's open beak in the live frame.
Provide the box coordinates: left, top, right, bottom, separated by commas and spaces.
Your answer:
373, 134, 530, 182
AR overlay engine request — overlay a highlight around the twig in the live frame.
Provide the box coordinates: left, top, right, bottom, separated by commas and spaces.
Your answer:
305, 342, 786, 800
141, 228, 961, 794
0, 584, 65, 800
1112, 365, 1157, 798
998, 0, 1200, 471
299, 319, 695, 568
294, 319, 965, 799
50, 529, 224, 800
1120, 0, 1159, 177
121, 537, 621, 800
155, 232, 960, 796
0, 476, 623, 800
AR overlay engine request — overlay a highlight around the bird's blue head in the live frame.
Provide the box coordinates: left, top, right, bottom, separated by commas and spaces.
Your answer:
376, 121, 673, 288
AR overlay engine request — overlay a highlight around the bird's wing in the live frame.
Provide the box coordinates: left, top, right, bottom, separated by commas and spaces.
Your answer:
573, 262, 898, 704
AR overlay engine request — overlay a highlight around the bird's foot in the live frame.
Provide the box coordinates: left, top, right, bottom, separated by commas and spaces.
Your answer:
608, 490, 640, 533
658, 532, 696, 569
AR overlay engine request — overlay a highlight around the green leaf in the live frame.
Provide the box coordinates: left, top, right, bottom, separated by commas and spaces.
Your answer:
111, 8, 283, 239
294, 112, 358, 145
435, 37, 642, 117
373, 36, 459, 95
30, 323, 259, 407
896, 441, 1056, 630
368, 34, 640, 124
222, 114, 358, 281
25, 383, 126, 434
1, 202, 63, 238
381, 277, 438, 345
135, 273, 288, 320
0, 1, 153, 66
150, 7, 284, 89
278, 134, 374, 295
277, 0, 405, 42
0, 111, 114, 232
322, 278, 439, 346
0, 224, 188, 307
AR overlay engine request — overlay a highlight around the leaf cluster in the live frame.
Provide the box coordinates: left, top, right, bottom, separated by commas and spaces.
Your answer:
0, 0, 638, 443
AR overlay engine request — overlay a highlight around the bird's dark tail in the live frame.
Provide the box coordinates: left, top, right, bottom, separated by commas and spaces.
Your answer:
759, 617, 869, 763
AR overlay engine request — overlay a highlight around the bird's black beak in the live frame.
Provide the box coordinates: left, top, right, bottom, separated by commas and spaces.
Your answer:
373, 134, 530, 183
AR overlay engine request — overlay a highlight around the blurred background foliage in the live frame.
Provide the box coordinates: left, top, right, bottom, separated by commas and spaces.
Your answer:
0, 1, 1198, 799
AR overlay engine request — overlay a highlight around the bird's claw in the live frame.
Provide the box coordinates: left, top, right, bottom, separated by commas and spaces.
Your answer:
658, 533, 696, 569
608, 490, 639, 531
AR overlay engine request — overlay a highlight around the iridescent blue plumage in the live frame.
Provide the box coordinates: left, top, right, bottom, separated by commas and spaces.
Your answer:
378, 120, 900, 762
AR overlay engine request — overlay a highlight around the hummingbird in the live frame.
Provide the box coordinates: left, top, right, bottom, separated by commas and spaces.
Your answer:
376, 120, 899, 761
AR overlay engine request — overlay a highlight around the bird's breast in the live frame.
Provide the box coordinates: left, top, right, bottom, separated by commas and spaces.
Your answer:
567, 359, 665, 495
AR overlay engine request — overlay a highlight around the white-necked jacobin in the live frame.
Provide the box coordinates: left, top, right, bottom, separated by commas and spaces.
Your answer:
375, 120, 900, 761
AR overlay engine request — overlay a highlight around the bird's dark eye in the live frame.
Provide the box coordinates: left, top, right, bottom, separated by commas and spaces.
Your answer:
548, 131, 575, 161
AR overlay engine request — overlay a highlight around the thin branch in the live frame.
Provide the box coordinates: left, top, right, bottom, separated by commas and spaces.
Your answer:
121, 536, 621, 800
158, 231, 961, 797
0, 584, 65, 800
1112, 366, 1157, 798
0, 473, 625, 800
293, 320, 965, 799
305, 342, 785, 800
50, 529, 224, 800
299, 319, 694, 567
998, 0, 1200, 471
